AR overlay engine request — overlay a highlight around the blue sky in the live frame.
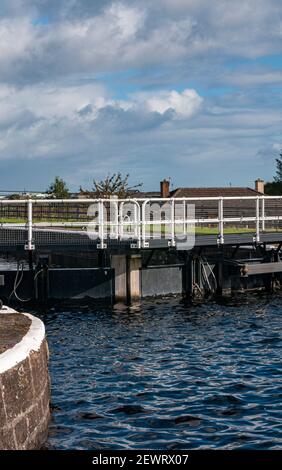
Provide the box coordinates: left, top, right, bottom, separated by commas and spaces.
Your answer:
0, 0, 281, 192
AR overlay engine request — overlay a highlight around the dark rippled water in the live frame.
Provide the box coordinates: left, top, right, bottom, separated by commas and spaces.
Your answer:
34, 294, 281, 450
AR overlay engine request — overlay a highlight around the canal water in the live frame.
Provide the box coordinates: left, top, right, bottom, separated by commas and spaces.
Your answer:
31, 294, 281, 450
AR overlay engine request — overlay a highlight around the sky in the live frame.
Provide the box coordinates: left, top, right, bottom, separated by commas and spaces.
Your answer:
0, 0, 281, 192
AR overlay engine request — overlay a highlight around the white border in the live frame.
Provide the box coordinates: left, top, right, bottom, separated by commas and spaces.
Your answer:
0, 307, 45, 374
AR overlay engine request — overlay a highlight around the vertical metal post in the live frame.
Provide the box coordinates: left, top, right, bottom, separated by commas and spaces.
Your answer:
141, 201, 147, 248
261, 197, 265, 232
133, 203, 138, 238
256, 197, 260, 243
110, 198, 118, 239
119, 202, 124, 240
183, 200, 186, 235
115, 199, 119, 240
218, 198, 224, 244
136, 202, 141, 249
98, 200, 105, 249
171, 199, 175, 246
25, 198, 34, 251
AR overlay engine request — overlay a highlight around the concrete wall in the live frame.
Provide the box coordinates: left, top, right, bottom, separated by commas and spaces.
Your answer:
0, 308, 50, 450
128, 255, 142, 300
141, 265, 183, 297
111, 255, 142, 302
111, 256, 127, 302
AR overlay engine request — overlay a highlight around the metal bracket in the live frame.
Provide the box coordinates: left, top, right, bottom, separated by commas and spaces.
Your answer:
217, 235, 224, 245
97, 243, 107, 249
24, 243, 35, 251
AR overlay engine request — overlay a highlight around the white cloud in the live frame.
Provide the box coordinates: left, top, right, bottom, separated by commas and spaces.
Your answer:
0, 82, 106, 123
107, 2, 145, 38
143, 89, 203, 118
225, 70, 282, 87
0, 17, 33, 65
0, 0, 280, 189
0, 82, 202, 131
0, 3, 147, 83
0, 82, 203, 166
0, 1, 281, 84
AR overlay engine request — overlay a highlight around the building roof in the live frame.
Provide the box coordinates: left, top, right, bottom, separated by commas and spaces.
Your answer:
71, 186, 263, 199
129, 191, 161, 198
170, 187, 263, 198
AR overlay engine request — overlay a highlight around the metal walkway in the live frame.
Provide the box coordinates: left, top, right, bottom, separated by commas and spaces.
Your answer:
0, 196, 282, 251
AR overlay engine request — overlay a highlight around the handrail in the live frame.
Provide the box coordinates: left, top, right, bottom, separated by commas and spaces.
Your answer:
1, 195, 282, 204
0, 196, 282, 250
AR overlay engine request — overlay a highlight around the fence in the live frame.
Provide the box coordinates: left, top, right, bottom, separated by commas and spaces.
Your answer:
0, 196, 282, 249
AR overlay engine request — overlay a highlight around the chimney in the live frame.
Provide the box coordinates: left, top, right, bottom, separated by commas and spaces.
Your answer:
255, 178, 264, 194
160, 179, 170, 198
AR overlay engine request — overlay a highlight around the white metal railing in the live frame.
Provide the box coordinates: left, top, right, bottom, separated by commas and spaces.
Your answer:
0, 196, 281, 249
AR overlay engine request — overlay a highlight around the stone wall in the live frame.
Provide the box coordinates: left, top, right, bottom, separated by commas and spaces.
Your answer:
0, 308, 50, 450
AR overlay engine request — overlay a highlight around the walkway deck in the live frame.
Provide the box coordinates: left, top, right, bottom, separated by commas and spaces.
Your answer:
1, 227, 282, 252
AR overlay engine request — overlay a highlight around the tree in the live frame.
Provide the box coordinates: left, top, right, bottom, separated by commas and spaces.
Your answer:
265, 181, 282, 195
8, 193, 21, 200
86, 173, 142, 198
265, 150, 282, 195
274, 152, 282, 183
47, 176, 70, 199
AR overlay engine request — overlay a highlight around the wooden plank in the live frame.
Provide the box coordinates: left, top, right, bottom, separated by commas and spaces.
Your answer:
243, 262, 282, 276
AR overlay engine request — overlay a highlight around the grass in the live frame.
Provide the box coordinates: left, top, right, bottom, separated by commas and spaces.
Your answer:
0, 217, 90, 224
195, 227, 253, 235
1, 219, 282, 236
144, 225, 282, 235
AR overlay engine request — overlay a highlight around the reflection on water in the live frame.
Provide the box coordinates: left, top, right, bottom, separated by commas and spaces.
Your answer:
30, 293, 281, 450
